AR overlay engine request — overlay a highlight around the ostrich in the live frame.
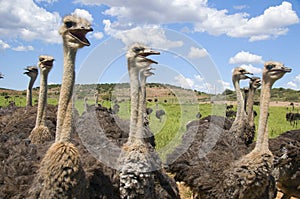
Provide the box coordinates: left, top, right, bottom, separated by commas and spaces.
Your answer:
24, 66, 38, 107
0, 72, 4, 79
196, 111, 202, 119
118, 44, 179, 198
229, 67, 254, 146
156, 109, 166, 122
34, 14, 93, 198
166, 63, 290, 198
218, 61, 291, 199
246, 77, 261, 134
29, 55, 54, 144
139, 67, 156, 147
270, 129, 300, 199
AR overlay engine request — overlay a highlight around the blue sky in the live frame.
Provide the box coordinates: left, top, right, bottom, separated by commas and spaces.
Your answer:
0, 0, 299, 94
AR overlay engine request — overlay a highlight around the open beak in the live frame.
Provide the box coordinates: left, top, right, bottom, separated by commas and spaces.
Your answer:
69, 27, 93, 46
140, 49, 160, 64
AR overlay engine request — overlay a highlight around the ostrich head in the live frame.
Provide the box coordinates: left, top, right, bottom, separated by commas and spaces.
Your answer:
126, 43, 160, 72
263, 61, 292, 85
232, 67, 253, 82
38, 55, 54, 74
59, 15, 93, 49
249, 77, 261, 90
0, 73, 4, 79
24, 66, 38, 79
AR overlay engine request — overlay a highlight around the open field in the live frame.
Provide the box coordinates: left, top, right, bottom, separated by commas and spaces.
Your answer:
2, 90, 299, 159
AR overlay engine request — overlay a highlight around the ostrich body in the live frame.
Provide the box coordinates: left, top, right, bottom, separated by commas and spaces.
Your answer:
246, 77, 261, 134
24, 66, 38, 107
29, 55, 54, 144
35, 15, 93, 198
166, 63, 290, 198
156, 109, 165, 122
229, 67, 254, 146
219, 61, 291, 199
119, 44, 160, 198
119, 44, 179, 198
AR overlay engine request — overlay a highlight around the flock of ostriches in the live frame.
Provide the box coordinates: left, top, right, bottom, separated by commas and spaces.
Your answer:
0, 14, 299, 199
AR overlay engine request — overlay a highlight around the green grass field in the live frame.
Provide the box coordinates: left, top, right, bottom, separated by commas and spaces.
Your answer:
1, 94, 298, 159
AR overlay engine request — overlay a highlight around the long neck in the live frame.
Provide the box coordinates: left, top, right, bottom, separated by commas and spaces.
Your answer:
231, 79, 245, 127
26, 76, 36, 107
247, 87, 255, 127
35, 71, 49, 127
56, 43, 77, 142
136, 74, 147, 139
128, 62, 140, 143
254, 80, 271, 152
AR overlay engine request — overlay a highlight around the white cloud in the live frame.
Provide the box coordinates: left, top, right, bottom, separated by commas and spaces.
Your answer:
187, 47, 209, 59
233, 5, 247, 10
228, 1, 299, 41
287, 81, 297, 89
229, 51, 264, 64
174, 75, 194, 89
194, 75, 204, 82
92, 31, 104, 40
0, 0, 61, 44
0, 40, 10, 49
12, 45, 34, 51
77, 1, 299, 42
72, 8, 93, 23
103, 20, 183, 49
217, 79, 231, 90
295, 74, 300, 82
286, 74, 300, 90
238, 64, 262, 74
35, 0, 58, 3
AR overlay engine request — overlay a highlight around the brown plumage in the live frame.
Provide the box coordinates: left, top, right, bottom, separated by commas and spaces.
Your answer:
31, 14, 93, 198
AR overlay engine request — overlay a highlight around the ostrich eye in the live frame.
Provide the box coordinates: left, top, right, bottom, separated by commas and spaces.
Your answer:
39, 57, 45, 62
65, 21, 74, 28
266, 64, 275, 70
239, 69, 245, 73
133, 47, 145, 53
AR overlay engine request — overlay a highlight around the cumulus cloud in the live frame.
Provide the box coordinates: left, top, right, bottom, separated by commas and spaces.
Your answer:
229, 1, 299, 41
0, 40, 10, 50
286, 74, 300, 90
229, 51, 264, 64
92, 31, 104, 40
12, 45, 34, 51
287, 81, 297, 89
174, 74, 194, 89
35, 0, 58, 3
76, 0, 299, 42
187, 47, 209, 59
238, 64, 262, 74
103, 20, 183, 49
72, 8, 93, 23
0, 0, 61, 44
295, 74, 300, 82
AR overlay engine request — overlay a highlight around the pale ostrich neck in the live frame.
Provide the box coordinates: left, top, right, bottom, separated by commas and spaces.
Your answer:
26, 76, 37, 106
56, 44, 77, 142
231, 79, 245, 128
136, 74, 147, 137
35, 71, 49, 127
128, 60, 140, 142
254, 80, 271, 152
247, 87, 255, 126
